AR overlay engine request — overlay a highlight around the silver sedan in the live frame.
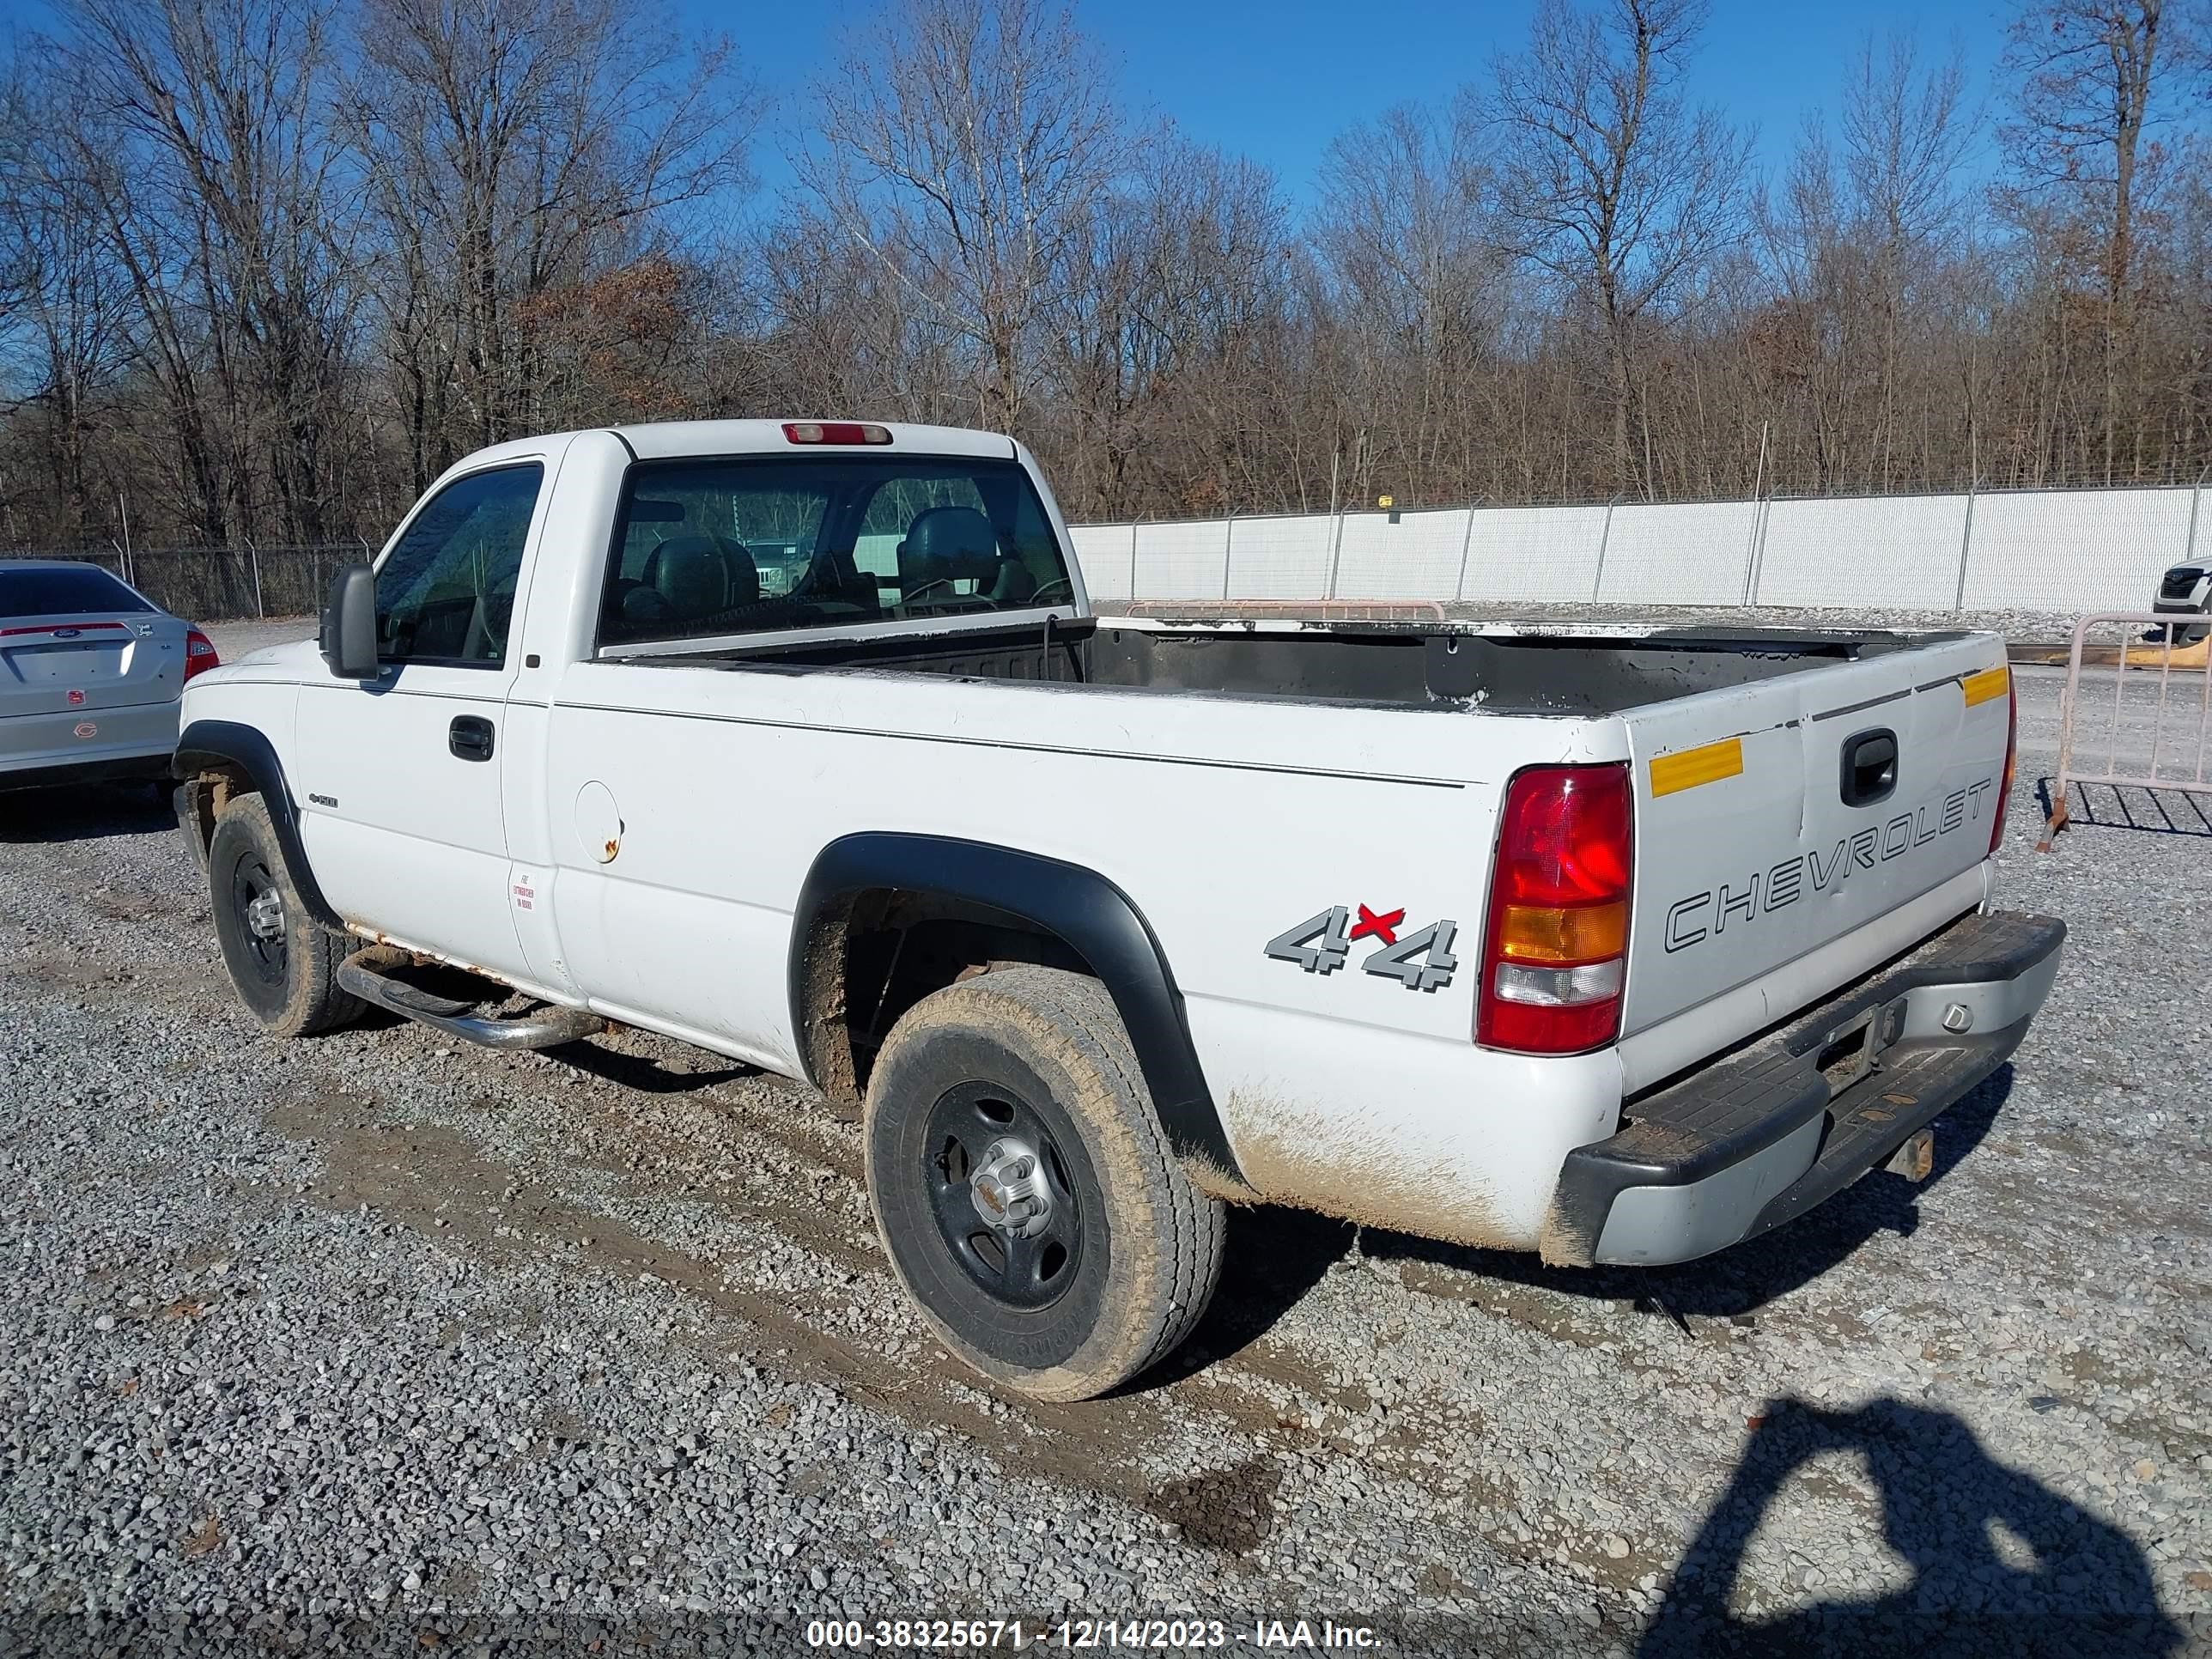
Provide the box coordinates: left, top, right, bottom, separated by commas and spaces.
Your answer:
0, 559, 217, 793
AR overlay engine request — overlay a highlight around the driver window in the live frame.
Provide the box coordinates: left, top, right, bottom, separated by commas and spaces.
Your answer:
375, 465, 544, 666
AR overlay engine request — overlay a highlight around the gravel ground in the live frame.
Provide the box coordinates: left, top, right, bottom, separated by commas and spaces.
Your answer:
2, 665, 2208, 1658
204, 619, 314, 660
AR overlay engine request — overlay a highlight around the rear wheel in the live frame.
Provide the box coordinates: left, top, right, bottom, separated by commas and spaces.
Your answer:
863, 966, 1224, 1402
207, 793, 362, 1037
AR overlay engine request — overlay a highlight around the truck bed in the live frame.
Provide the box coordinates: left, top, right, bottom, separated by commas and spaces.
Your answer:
635, 617, 1964, 716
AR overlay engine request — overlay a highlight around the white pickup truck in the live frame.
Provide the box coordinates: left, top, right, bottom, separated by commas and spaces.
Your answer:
173, 419, 2064, 1400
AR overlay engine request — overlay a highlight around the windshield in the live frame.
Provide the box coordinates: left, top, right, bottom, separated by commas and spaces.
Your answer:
0, 565, 155, 619
598, 454, 1074, 648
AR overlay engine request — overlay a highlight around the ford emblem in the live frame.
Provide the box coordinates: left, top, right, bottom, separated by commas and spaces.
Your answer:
54, 626, 81, 639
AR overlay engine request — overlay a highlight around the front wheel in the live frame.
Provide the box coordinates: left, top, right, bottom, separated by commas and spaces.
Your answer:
207, 793, 362, 1037
863, 966, 1225, 1401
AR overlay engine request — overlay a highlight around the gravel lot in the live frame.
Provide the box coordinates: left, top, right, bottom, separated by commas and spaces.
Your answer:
2, 645, 2207, 1657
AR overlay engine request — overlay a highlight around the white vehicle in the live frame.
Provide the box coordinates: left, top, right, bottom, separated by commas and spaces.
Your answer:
173, 420, 2063, 1400
2154, 561, 2209, 641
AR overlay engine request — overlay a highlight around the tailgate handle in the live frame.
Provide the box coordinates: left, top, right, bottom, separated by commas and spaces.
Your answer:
1840, 728, 1898, 807
448, 714, 495, 763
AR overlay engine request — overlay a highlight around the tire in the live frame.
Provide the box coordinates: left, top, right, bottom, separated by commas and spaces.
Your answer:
863, 965, 1225, 1402
207, 793, 363, 1037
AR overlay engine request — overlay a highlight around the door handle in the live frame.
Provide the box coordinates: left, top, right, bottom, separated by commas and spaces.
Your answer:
1839, 727, 1897, 807
449, 714, 495, 763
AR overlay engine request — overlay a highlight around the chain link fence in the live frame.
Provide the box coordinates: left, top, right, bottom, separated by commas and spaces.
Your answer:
8, 544, 368, 621
1070, 481, 2212, 617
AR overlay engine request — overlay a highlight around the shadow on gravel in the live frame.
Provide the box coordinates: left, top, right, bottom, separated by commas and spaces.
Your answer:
2034, 775, 2212, 838
1364, 1068, 2015, 1323
1130, 1204, 1354, 1390
540, 1036, 753, 1094
1638, 1395, 2185, 1658
0, 780, 174, 842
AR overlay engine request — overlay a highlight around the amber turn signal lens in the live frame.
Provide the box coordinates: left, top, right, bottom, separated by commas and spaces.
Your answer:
1495, 899, 1628, 964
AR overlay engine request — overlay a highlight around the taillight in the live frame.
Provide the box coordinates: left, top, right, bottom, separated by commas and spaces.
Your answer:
782, 421, 892, 446
184, 627, 220, 683
1477, 763, 1633, 1054
1989, 681, 2017, 855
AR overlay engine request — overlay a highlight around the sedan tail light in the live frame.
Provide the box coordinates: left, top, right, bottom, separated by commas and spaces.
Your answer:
184, 627, 220, 683
1477, 763, 1634, 1054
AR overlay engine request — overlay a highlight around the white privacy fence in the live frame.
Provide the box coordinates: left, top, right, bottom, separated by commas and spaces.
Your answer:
1069, 483, 2212, 614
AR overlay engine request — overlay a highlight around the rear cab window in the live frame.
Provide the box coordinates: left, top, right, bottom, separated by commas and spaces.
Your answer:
0, 566, 155, 618
597, 455, 1075, 649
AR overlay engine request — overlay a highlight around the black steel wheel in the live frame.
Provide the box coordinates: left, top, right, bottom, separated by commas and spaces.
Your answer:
864, 965, 1225, 1402
921, 1080, 1085, 1311
206, 793, 363, 1037
228, 850, 289, 992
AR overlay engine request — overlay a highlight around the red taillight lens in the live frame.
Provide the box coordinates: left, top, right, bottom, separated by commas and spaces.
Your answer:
782, 421, 892, 446
1478, 763, 1633, 1054
1989, 682, 2017, 856
184, 627, 219, 683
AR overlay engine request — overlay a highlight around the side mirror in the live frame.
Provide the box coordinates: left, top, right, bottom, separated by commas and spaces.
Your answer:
319, 563, 378, 679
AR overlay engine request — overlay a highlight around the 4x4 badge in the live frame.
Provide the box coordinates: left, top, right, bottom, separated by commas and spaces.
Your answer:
1266, 903, 1458, 991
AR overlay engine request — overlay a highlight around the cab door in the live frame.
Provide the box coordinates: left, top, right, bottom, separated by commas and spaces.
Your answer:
294, 459, 550, 984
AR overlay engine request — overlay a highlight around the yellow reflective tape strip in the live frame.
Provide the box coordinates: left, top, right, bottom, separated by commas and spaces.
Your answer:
1961, 665, 2010, 708
1650, 737, 1744, 798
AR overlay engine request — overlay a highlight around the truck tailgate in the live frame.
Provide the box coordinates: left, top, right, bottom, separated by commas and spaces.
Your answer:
1620, 636, 2012, 1036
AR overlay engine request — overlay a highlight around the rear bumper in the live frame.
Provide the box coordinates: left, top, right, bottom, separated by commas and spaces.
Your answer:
2, 699, 179, 783
1541, 908, 2065, 1267
0, 752, 174, 793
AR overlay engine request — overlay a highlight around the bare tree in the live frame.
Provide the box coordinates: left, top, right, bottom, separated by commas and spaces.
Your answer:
1040, 132, 1291, 517
347, 0, 752, 483
1758, 35, 1973, 490
92, 0, 349, 542
1845, 34, 1974, 485
11, 0, 2212, 551
2000, 0, 2173, 482
0, 74, 136, 540
27, 0, 361, 543
799, 0, 1124, 431
1311, 105, 1504, 505
1481, 0, 1750, 495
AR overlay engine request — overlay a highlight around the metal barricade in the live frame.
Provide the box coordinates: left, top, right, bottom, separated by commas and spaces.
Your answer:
2039, 612, 2212, 848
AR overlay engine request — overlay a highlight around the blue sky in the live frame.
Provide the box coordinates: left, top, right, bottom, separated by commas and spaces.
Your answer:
711, 0, 2013, 206
0, 0, 2013, 205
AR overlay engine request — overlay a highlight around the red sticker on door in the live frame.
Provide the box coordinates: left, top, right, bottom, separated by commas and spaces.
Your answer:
67, 689, 85, 706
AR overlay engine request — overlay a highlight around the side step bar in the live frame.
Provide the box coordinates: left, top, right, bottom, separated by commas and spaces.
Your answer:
337, 947, 605, 1050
